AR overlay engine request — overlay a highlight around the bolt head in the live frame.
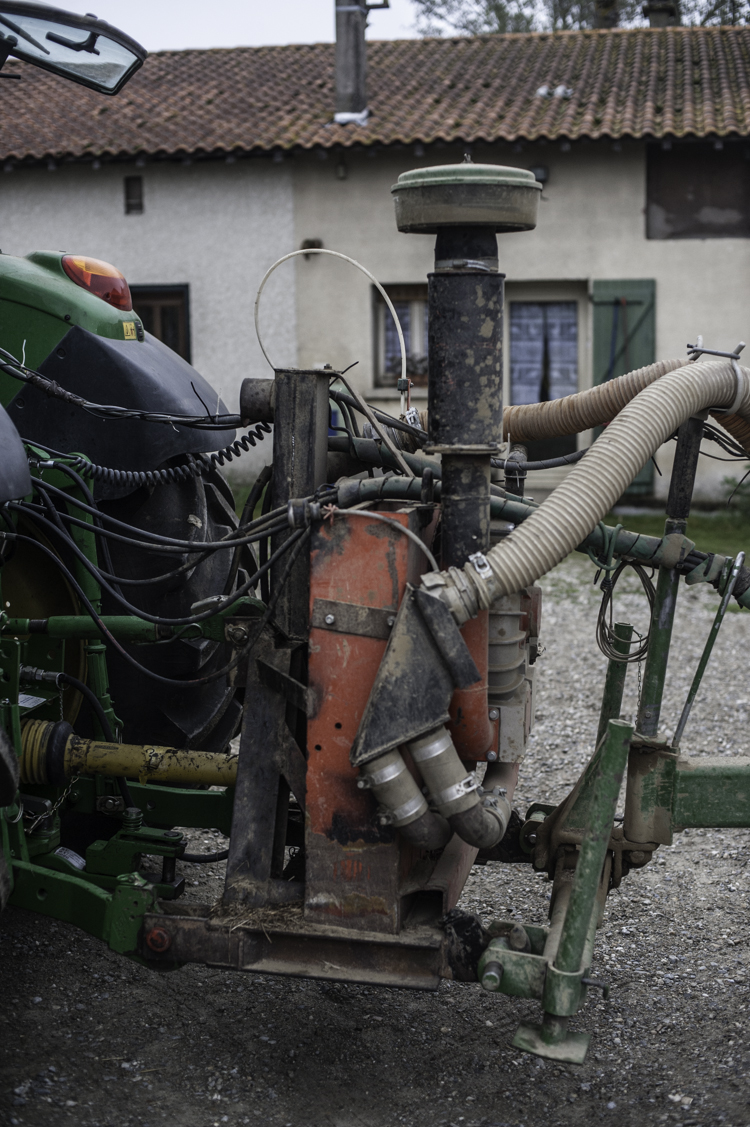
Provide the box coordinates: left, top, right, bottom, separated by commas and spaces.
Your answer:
486, 751, 498, 762
145, 927, 172, 954
324, 614, 335, 625
488, 709, 500, 721
386, 616, 395, 627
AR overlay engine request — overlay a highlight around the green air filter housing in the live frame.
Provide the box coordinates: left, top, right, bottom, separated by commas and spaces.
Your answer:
391, 163, 542, 234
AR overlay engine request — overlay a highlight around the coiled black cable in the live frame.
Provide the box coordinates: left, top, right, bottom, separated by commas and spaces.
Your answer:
595, 560, 655, 663
58, 423, 272, 489
23, 465, 289, 553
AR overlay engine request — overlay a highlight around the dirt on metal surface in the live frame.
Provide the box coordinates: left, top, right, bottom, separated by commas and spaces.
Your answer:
2, 557, 750, 1127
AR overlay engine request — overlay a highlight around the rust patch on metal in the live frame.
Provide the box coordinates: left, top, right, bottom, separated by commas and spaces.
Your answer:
306, 510, 438, 934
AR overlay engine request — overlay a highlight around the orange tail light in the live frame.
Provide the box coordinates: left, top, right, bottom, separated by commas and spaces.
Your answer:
61, 255, 133, 312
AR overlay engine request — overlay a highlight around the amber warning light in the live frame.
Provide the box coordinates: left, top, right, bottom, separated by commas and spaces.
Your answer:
61, 255, 133, 312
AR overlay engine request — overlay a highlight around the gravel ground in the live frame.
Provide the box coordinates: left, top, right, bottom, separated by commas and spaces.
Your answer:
2, 554, 750, 1127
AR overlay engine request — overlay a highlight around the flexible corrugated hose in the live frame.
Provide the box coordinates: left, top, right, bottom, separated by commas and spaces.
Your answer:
428, 358, 750, 621
501, 354, 750, 457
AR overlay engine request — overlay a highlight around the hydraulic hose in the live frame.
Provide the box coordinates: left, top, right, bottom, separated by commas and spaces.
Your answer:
427, 358, 750, 622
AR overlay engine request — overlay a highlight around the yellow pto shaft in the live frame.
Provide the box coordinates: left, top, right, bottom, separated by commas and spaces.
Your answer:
20, 719, 238, 787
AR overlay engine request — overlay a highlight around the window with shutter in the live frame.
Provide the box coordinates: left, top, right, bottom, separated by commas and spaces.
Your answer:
592, 279, 656, 496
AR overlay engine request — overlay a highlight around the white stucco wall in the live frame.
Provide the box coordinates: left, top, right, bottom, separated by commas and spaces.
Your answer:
3, 144, 747, 500
0, 157, 297, 481
291, 140, 750, 502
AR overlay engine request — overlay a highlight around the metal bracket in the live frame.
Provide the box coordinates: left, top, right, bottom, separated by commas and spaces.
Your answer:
311, 597, 395, 640
350, 585, 480, 768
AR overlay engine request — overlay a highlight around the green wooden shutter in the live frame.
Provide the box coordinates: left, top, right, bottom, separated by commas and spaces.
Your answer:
592, 279, 656, 496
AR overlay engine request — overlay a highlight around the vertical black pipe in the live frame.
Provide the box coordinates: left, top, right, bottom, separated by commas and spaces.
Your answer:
665, 414, 705, 522
270, 368, 330, 641
427, 226, 503, 568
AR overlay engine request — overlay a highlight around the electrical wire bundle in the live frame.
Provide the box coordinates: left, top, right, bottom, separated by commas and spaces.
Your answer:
1, 456, 331, 690
0, 347, 245, 431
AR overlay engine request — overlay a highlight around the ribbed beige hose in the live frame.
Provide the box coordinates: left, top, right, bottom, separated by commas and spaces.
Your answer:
448, 359, 750, 612
502, 358, 686, 442
501, 356, 750, 457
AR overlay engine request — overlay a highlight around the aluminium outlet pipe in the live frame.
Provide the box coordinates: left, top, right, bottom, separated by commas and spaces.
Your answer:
426, 358, 750, 624
356, 747, 452, 849
357, 728, 512, 851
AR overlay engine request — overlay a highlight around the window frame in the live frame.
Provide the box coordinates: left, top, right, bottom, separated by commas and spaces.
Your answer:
372, 283, 429, 389
646, 141, 750, 241
129, 284, 191, 363
124, 174, 144, 216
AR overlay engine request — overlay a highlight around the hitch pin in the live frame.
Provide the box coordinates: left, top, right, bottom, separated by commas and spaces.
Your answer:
673, 550, 745, 746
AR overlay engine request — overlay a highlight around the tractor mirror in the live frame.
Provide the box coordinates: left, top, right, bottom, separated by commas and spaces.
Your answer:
0, 2, 145, 94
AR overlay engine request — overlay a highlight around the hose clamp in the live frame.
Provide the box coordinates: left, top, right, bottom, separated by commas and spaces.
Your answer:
468, 552, 493, 581
357, 760, 404, 790
433, 774, 479, 809
714, 359, 748, 416
687, 340, 747, 415
382, 793, 426, 827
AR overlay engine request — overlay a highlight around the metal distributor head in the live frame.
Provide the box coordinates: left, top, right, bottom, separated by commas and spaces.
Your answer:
391, 161, 542, 236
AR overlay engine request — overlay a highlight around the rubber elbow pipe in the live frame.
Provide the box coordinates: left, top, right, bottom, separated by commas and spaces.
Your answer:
357, 748, 452, 850
408, 727, 511, 850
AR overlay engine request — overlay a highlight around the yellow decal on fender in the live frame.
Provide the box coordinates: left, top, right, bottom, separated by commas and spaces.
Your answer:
123, 321, 137, 340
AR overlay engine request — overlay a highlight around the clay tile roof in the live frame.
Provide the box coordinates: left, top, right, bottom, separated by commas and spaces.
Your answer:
2, 26, 750, 163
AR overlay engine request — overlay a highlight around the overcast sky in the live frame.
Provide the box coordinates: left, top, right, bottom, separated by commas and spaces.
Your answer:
53, 1, 422, 52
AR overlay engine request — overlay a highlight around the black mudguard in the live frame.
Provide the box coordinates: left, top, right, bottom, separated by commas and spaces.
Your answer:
6, 325, 236, 498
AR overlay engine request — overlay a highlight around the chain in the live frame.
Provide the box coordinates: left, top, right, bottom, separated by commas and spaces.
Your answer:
634, 628, 646, 717
25, 775, 80, 835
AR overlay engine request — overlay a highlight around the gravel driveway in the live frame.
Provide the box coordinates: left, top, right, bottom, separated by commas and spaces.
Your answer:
2, 554, 749, 1127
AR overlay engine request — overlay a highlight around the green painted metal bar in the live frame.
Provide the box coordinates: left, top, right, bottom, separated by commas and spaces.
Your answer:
10, 858, 112, 935
673, 551, 745, 746
595, 621, 634, 748
673, 757, 750, 828
2, 616, 164, 641
555, 719, 634, 974
636, 521, 684, 738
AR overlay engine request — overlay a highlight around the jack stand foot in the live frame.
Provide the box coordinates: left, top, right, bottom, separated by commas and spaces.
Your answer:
512, 1014, 590, 1064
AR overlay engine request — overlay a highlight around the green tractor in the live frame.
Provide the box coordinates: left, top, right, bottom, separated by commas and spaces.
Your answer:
0, 5, 263, 893
4, 0, 750, 1069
